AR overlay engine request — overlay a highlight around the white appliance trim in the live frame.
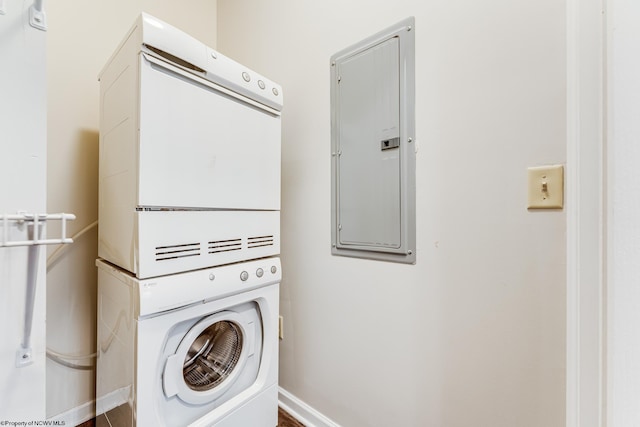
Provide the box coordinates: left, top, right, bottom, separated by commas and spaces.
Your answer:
278, 387, 342, 427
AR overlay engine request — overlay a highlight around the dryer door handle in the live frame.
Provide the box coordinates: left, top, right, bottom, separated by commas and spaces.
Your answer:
163, 354, 180, 398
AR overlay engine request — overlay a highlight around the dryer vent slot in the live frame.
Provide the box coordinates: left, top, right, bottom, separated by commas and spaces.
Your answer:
208, 239, 242, 254
248, 235, 274, 249
156, 243, 201, 261
144, 44, 206, 73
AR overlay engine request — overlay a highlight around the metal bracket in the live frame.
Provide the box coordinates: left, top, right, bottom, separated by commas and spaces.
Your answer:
1, 212, 75, 247
29, 1, 46, 31
1, 212, 75, 368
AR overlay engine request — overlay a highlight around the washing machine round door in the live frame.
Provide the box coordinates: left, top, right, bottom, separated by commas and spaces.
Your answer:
163, 311, 253, 405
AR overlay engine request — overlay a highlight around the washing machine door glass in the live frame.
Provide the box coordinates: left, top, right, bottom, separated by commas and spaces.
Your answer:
163, 310, 256, 405
183, 321, 243, 391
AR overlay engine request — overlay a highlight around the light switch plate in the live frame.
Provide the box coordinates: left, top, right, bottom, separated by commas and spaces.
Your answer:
527, 165, 564, 209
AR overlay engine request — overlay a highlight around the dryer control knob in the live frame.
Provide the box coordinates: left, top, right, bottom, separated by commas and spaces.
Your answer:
270, 265, 277, 274
256, 268, 264, 278
240, 271, 249, 281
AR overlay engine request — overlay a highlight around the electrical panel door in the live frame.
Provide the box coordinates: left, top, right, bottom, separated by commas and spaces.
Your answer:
337, 37, 401, 248
331, 18, 415, 264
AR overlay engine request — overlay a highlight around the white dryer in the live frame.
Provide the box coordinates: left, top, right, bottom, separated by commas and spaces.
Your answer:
96, 257, 280, 427
98, 13, 283, 279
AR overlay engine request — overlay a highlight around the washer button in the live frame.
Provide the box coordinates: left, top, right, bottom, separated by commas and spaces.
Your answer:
242, 72, 251, 82
256, 268, 264, 278
240, 271, 249, 281
258, 80, 266, 90
270, 265, 277, 274
209, 273, 215, 281
272, 87, 279, 96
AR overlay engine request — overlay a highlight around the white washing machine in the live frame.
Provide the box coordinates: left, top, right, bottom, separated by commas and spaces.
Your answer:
96, 257, 280, 427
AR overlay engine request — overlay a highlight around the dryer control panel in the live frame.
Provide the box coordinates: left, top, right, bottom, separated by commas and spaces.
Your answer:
96, 257, 281, 318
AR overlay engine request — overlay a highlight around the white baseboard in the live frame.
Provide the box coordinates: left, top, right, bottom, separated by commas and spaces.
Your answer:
96, 385, 131, 415
278, 387, 341, 427
48, 386, 130, 425
48, 399, 95, 425
49, 386, 333, 426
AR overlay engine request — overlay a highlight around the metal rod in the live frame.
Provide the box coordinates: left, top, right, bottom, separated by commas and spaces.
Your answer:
2, 238, 73, 247
0, 213, 75, 221
20, 221, 43, 360
61, 213, 67, 240
32, 214, 39, 245
2, 215, 7, 247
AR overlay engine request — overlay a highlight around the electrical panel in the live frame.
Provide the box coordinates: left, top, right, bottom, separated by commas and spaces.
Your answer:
331, 17, 416, 264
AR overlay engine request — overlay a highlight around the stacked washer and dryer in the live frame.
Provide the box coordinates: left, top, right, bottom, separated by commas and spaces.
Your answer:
96, 14, 283, 427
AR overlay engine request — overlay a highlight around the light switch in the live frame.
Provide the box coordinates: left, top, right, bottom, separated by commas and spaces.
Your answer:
527, 165, 564, 209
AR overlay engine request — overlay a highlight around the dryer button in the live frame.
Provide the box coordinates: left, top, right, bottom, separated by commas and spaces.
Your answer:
240, 271, 249, 281
270, 265, 277, 274
242, 72, 251, 82
256, 268, 264, 278
209, 273, 215, 281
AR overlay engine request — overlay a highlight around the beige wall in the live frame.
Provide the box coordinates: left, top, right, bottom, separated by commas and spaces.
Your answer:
218, 1, 566, 426
45, 1, 217, 419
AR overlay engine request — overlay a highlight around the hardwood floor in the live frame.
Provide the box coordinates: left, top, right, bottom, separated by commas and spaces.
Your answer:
277, 407, 305, 427
76, 407, 304, 426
